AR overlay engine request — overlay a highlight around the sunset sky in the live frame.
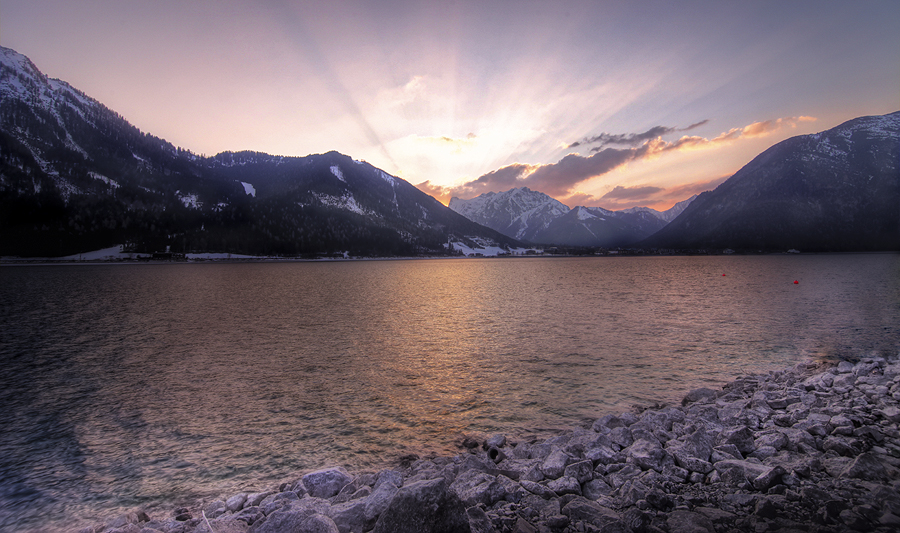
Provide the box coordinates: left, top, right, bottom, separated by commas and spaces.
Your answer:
2, 1, 898, 210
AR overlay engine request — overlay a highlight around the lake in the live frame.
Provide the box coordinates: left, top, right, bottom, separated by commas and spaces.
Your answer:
1, 254, 898, 531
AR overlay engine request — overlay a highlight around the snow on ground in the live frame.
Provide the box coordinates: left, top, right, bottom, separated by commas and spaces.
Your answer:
447, 241, 539, 257
59, 246, 143, 260
240, 181, 256, 197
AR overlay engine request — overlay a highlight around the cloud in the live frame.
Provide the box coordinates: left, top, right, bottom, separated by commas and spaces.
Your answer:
558, 175, 731, 211
419, 115, 816, 206
569, 119, 710, 151
600, 185, 665, 200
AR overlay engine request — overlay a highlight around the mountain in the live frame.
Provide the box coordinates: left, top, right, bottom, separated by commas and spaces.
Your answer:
641, 112, 900, 252
0, 46, 522, 257
449, 187, 694, 247
448, 187, 570, 242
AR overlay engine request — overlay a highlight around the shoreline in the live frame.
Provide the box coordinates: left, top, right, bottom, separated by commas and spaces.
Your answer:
77, 353, 900, 533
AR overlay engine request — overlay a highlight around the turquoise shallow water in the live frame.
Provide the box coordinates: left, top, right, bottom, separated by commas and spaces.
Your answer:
1, 254, 898, 531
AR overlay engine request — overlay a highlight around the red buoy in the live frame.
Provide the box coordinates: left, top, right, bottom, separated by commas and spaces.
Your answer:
722, 273, 726, 276
793, 280, 799, 284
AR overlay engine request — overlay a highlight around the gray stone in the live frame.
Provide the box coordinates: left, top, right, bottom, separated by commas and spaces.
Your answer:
545, 475, 581, 496
841, 452, 888, 481
302, 468, 353, 499
371, 478, 471, 533
608, 426, 634, 448
666, 509, 715, 533
717, 427, 756, 455
626, 439, 670, 473
449, 469, 505, 507
205, 500, 227, 520
485, 434, 507, 449
585, 444, 620, 466
751, 465, 786, 491
563, 460, 593, 484
328, 498, 368, 533
226, 493, 248, 513
252, 510, 339, 533
711, 444, 743, 461
540, 449, 573, 479
520, 479, 556, 499
373, 469, 403, 490
466, 506, 496, 533
754, 431, 788, 451
713, 459, 770, 488
561, 496, 622, 528
581, 478, 615, 499
682, 388, 718, 405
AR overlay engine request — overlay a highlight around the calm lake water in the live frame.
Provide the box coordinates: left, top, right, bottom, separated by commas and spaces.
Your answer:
1, 254, 898, 531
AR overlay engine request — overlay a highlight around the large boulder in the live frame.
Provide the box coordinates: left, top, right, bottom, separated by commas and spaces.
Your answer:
371, 478, 471, 533
302, 468, 353, 499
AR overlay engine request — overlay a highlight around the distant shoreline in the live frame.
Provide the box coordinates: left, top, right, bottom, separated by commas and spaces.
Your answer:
3, 250, 897, 267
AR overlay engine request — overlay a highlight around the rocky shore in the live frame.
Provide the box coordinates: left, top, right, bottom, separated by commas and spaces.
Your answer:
81, 354, 900, 533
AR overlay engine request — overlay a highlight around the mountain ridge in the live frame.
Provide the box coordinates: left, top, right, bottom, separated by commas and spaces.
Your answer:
641, 112, 900, 251
0, 46, 523, 257
449, 188, 696, 247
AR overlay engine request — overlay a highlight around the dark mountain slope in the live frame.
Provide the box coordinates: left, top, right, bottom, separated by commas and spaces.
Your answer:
642, 112, 900, 251
0, 46, 520, 257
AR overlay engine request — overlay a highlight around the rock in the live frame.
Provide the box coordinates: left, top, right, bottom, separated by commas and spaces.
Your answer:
520, 479, 556, 499
581, 477, 615, 499
563, 460, 593, 484
608, 426, 634, 448
540, 449, 572, 479
876, 406, 900, 423
466, 506, 496, 533
840, 452, 888, 481
226, 493, 248, 513
373, 469, 403, 490
371, 478, 470, 533
750, 465, 786, 491
682, 388, 718, 405
666, 509, 715, 533
449, 469, 505, 507
717, 427, 756, 455
561, 496, 622, 529
713, 459, 770, 488
252, 510, 339, 533
205, 500, 227, 519
302, 468, 353, 499
485, 434, 507, 449
233, 506, 266, 526
545, 475, 581, 496
585, 444, 619, 465
626, 439, 670, 473
753, 495, 784, 519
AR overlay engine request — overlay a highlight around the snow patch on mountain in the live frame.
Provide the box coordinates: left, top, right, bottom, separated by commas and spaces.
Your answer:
89, 172, 120, 189
330, 165, 346, 183
176, 192, 200, 209
313, 192, 369, 216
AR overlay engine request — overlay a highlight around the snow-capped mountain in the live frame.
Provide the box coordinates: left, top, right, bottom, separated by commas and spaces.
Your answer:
641, 112, 900, 251
448, 187, 570, 241
450, 187, 696, 247
0, 46, 522, 257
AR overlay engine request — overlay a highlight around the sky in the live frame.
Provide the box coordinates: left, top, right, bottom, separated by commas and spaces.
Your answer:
2, 1, 898, 211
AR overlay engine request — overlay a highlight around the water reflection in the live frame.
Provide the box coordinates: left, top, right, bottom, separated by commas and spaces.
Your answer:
0, 254, 898, 531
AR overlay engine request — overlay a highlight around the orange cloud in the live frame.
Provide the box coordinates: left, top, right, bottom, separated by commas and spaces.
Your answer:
420, 115, 816, 205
